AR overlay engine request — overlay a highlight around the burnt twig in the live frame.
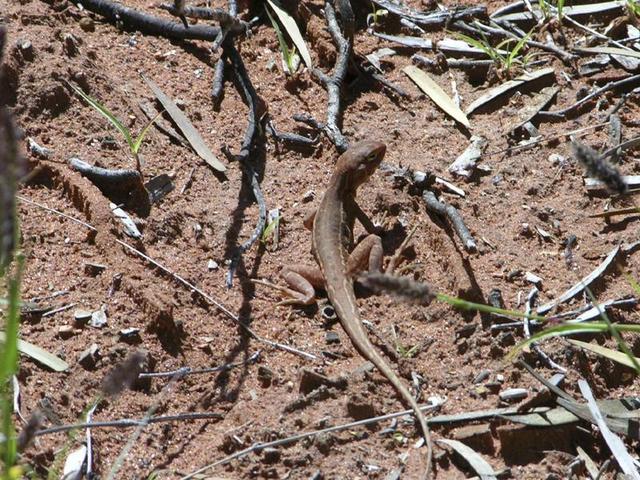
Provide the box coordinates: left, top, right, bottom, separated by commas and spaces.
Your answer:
68, 157, 142, 191
312, 0, 354, 152
68, 157, 150, 214
541, 74, 640, 118
412, 54, 493, 71
211, 54, 227, 104
422, 190, 477, 252
266, 120, 317, 147
224, 44, 267, 288
74, 0, 231, 41
370, 1, 487, 27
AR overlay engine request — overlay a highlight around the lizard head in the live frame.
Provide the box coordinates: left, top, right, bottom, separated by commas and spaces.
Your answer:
335, 140, 386, 191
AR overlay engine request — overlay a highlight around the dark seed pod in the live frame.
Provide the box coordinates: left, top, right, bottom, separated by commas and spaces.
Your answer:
0, 27, 24, 271
572, 140, 627, 195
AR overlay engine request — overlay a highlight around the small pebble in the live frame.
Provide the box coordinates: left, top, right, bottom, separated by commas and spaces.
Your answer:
79, 17, 95, 32
90, 306, 107, 328
262, 447, 280, 464
257, 365, 274, 387
473, 369, 490, 384
57, 325, 74, 339
119, 328, 141, 343
16, 39, 34, 60
325, 331, 340, 344
525, 271, 542, 286
74, 310, 92, 326
62, 33, 80, 56
84, 262, 106, 276
78, 343, 100, 369
302, 190, 315, 203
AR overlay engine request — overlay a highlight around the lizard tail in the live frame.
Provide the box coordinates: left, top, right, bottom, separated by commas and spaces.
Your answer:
373, 350, 434, 480
337, 310, 434, 479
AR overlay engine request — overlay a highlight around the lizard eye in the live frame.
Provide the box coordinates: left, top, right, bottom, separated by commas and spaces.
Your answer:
366, 152, 378, 162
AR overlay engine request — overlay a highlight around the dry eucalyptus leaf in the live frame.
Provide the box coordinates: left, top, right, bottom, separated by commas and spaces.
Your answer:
403, 65, 471, 129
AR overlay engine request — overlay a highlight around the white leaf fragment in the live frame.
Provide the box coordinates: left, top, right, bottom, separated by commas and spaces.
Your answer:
449, 136, 487, 178
61, 445, 87, 480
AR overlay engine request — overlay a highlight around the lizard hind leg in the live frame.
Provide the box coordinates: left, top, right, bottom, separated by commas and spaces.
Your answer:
346, 234, 383, 278
279, 265, 324, 306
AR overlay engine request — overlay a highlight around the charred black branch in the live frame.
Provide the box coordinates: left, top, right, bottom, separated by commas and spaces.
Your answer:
312, 0, 354, 152
423, 190, 477, 252
68, 157, 150, 214
225, 44, 266, 288
266, 120, 318, 147
74, 0, 226, 41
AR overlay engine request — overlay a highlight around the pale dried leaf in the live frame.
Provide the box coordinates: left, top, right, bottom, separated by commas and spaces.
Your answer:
536, 245, 620, 314
0, 331, 69, 371
569, 339, 640, 369
142, 75, 225, 173
465, 67, 555, 115
404, 65, 470, 128
579, 380, 640, 480
266, 0, 312, 69
61, 445, 87, 480
437, 438, 498, 479
576, 46, 640, 60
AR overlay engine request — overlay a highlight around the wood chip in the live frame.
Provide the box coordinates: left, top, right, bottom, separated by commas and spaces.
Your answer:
449, 136, 487, 178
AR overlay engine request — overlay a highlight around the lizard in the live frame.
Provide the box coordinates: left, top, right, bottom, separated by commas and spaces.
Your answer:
279, 140, 433, 478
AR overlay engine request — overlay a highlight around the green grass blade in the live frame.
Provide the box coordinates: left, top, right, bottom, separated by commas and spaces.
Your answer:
454, 33, 495, 61
507, 322, 640, 361
508, 31, 531, 65
583, 286, 640, 374
67, 82, 134, 151
132, 109, 163, 155
624, 272, 640, 297
0, 256, 23, 473
557, 0, 565, 20
436, 293, 546, 321
0, 331, 69, 372
265, 5, 295, 74
261, 211, 280, 243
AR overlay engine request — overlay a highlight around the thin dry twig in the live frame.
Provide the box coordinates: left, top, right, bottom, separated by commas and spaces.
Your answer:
138, 350, 260, 378
35, 412, 223, 437
541, 74, 640, 118
181, 402, 441, 480
16, 196, 317, 361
